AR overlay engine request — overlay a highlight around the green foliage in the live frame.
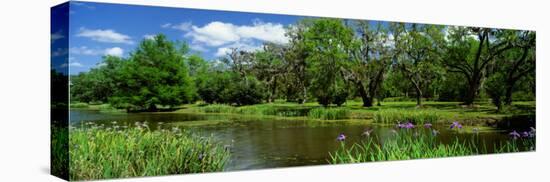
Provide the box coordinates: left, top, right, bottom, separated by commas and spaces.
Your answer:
485, 73, 506, 111
225, 76, 266, 105
302, 19, 355, 106
51, 126, 69, 179
373, 109, 440, 124
111, 35, 195, 111
69, 126, 230, 180
71, 34, 196, 111
68, 19, 536, 113
307, 107, 350, 120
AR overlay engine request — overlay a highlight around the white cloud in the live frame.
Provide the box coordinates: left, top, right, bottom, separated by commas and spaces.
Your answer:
184, 21, 288, 47
161, 23, 172, 28
171, 22, 192, 31
104, 47, 124, 57
60, 57, 83, 68
189, 44, 208, 52
70, 46, 101, 55
76, 28, 133, 44
70, 46, 124, 57
162, 22, 192, 31
51, 48, 68, 57
51, 31, 64, 43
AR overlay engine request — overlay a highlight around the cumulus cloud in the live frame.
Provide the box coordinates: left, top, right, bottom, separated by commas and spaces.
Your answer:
189, 44, 209, 52
51, 31, 64, 44
104, 47, 124, 57
51, 48, 68, 57
70, 46, 124, 57
76, 28, 133, 44
183, 21, 288, 47
60, 57, 83, 68
70, 46, 101, 55
161, 22, 192, 31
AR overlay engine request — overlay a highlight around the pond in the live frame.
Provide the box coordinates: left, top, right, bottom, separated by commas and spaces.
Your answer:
70, 109, 528, 171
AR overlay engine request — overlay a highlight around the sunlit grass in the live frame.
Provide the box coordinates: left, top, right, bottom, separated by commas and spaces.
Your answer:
69, 125, 230, 180
373, 109, 441, 124
307, 107, 350, 120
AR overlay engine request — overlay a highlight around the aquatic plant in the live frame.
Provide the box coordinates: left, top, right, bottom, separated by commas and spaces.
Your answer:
329, 129, 535, 164
509, 130, 521, 139
450, 121, 463, 129
373, 109, 440, 124
308, 107, 350, 120
69, 126, 230, 180
336, 133, 346, 141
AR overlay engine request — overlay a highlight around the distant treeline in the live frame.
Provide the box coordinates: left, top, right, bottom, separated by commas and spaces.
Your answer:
70, 18, 535, 112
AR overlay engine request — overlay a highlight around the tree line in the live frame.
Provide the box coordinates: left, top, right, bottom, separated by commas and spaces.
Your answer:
70, 18, 535, 112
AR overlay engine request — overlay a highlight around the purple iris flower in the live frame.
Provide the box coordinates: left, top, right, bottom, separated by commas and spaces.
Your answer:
424, 123, 432, 128
521, 131, 530, 138
336, 133, 346, 141
396, 122, 404, 129
404, 122, 415, 129
509, 130, 521, 139
450, 121, 462, 129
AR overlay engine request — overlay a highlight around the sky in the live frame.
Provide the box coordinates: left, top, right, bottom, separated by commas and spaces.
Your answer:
51, 1, 305, 75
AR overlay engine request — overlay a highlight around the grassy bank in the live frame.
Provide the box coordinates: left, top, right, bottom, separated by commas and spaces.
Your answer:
69, 126, 230, 180
186, 101, 534, 123
329, 130, 535, 164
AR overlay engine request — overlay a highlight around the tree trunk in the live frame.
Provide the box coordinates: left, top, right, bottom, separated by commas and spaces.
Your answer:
464, 74, 480, 106
301, 86, 307, 104
504, 81, 515, 105
356, 82, 372, 107
415, 85, 422, 107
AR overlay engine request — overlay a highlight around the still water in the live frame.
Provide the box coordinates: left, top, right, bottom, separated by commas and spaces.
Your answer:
70, 109, 523, 171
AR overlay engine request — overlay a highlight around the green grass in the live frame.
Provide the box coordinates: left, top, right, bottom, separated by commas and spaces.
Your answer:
51, 125, 69, 180
373, 109, 441, 124
196, 104, 309, 117
307, 107, 350, 120
329, 130, 535, 164
69, 126, 230, 180
70, 102, 89, 108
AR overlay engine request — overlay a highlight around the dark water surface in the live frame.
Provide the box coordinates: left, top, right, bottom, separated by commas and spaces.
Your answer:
70, 109, 530, 171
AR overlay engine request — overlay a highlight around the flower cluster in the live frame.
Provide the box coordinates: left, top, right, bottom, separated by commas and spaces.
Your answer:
509, 127, 535, 140
450, 121, 462, 129
397, 122, 415, 129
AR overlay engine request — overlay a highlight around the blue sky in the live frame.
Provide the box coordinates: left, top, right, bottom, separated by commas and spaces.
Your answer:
51, 1, 305, 75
